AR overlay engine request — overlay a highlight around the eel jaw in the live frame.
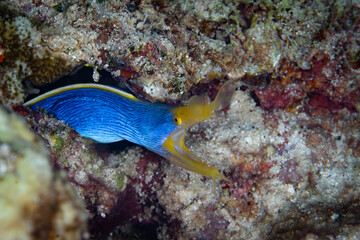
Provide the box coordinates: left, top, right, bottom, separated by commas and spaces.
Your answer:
162, 81, 235, 190
162, 129, 229, 191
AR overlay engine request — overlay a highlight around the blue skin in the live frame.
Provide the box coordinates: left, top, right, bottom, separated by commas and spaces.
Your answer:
26, 82, 235, 188
29, 88, 179, 157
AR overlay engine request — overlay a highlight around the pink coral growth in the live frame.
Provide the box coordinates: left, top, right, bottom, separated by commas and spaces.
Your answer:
254, 48, 359, 114
278, 159, 303, 185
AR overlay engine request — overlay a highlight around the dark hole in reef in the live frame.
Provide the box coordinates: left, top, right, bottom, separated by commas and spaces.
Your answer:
130, 223, 159, 240
88, 183, 162, 240
250, 90, 261, 106
127, 0, 141, 13
91, 222, 159, 240
94, 140, 138, 155
24, 65, 131, 102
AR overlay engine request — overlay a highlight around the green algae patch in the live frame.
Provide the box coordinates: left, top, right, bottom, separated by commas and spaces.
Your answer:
113, 174, 128, 192
50, 134, 65, 152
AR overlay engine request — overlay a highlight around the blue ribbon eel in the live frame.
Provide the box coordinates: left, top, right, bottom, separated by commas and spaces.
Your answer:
24, 81, 236, 190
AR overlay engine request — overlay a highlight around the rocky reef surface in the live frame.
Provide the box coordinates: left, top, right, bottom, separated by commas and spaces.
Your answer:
0, 0, 359, 239
0, 107, 87, 239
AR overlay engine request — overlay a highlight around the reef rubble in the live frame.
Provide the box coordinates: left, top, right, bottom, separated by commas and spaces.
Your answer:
0, 0, 359, 239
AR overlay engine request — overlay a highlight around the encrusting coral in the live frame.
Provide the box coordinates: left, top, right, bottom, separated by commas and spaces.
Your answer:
0, 107, 87, 240
0, 2, 79, 106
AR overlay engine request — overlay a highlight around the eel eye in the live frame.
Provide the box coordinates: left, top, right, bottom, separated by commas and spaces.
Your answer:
174, 117, 182, 125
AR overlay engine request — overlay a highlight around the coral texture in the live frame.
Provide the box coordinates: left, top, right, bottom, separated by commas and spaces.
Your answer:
0, 3, 79, 106
0, 107, 87, 240
0, 0, 359, 239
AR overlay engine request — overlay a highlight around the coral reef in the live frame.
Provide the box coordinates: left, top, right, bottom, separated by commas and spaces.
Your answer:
0, 2, 80, 106
24, 105, 167, 239
0, 0, 359, 239
21, 78, 360, 239
0, 107, 87, 240
2, 0, 278, 102
156, 88, 360, 239
2, 0, 358, 103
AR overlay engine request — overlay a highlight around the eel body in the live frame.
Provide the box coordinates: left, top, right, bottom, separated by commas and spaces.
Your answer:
24, 81, 235, 187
